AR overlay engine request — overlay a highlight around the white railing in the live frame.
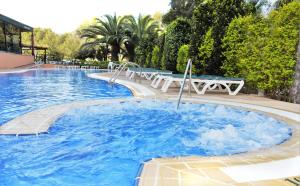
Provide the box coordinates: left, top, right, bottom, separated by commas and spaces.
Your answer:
109, 62, 142, 83
176, 59, 192, 110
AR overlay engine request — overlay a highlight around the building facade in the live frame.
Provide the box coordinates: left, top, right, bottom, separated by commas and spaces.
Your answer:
0, 14, 34, 69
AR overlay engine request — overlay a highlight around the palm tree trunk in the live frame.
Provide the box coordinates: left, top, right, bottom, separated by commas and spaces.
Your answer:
291, 30, 300, 104
111, 45, 120, 61
104, 44, 108, 61
125, 43, 135, 62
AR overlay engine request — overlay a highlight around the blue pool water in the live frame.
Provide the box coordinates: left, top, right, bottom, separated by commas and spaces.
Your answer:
0, 100, 291, 186
0, 69, 132, 125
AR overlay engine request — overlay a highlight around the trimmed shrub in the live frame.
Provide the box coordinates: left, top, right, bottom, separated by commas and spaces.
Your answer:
162, 18, 191, 72
151, 46, 160, 68
177, 45, 194, 73
198, 28, 214, 73
222, 2, 300, 96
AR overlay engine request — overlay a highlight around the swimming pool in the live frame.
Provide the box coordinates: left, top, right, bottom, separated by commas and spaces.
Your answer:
0, 100, 291, 186
0, 69, 132, 125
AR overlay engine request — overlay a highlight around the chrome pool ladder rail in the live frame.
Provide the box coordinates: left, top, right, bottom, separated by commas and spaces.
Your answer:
176, 59, 192, 110
109, 62, 142, 84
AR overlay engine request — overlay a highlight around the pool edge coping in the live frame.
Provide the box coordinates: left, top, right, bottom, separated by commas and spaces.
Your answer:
0, 71, 299, 185
87, 73, 300, 185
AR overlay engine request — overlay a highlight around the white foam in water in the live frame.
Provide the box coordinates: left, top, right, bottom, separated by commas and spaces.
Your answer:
180, 104, 291, 155
69, 100, 291, 156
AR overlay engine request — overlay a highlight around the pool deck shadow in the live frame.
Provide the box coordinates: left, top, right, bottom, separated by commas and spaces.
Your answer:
0, 70, 299, 186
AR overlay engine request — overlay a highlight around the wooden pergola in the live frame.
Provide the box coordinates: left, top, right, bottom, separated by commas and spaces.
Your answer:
22, 45, 48, 62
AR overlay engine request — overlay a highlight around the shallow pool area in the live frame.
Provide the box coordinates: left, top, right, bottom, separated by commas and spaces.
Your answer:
0, 69, 132, 125
0, 100, 291, 186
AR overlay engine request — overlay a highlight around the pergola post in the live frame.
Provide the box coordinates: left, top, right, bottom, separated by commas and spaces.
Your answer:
31, 31, 34, 56
3, 23, 7, 51
44, 49, 47, 63
19, 30, 22, 54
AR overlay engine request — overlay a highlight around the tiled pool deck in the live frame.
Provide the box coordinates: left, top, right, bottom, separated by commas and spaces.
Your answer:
0, 69, 299, 185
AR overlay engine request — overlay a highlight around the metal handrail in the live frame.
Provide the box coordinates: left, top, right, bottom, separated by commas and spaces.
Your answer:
109, 61, 142, 83
176, 59, 192, 110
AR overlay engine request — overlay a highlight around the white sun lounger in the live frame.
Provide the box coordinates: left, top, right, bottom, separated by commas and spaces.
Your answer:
108, 62, 120, 72
126, 68, 172, 80
152, 74, 244, 96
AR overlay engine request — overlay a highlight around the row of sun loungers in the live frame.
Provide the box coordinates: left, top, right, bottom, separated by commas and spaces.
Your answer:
126, 68, 172, 80
125, 67, 244, 96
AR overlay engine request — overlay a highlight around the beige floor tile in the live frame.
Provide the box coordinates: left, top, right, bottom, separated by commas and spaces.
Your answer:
158, 178, 180, 186
165, 163, 188, 170
187, 162, 226, 168
158, 166, 179, 178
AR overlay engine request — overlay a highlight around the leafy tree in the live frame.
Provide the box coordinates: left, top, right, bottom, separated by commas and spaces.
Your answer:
151, 46, 160, 68
222, 2, 300, 98
162, 0, 195, 24
162, 18, 191, 72
81, 14, 127, 61
190, 0, 255, 75
59, 33, 81, 60
176, 44, 195, 73
145, 53, 152, 67
134, 33, 157, 66
189, 0, 214, 72
198, 28, 214, 73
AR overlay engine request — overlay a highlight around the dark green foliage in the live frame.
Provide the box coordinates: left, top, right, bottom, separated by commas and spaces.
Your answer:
190, 0, 254, 75
177, 44, 194, 73
157, 33, 165, 65
198, 28, 214, 73
162, 18, 191, 72
189, 0, 214, 73
135, 33, 157, 66
162, 0, 195, 24
151, 46, 160, 68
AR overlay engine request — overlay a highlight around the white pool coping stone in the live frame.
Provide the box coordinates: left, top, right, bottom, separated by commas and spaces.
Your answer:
88, 73, 156, 98
0, 98, 137, 135
221, 156, 300, 183
0, 69, 31, 74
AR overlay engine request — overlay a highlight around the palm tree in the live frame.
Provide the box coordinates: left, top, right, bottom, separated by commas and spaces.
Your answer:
81, 14, 127, 61
123, 14, 159, 62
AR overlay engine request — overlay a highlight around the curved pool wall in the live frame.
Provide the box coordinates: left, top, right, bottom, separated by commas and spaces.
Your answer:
0, 69, 132, 125
0, 100, 292, 186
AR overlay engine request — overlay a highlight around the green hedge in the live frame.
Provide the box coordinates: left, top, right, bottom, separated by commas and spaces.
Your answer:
151, 46, 160, 68
222, 2, 300, 96
162, 18, 191, 72
176, 44, 195, 73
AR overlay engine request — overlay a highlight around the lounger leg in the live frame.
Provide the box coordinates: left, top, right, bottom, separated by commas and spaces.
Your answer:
130, 72, 135, 79
161, 79, 173, 93
230, 81, 244, 96
151, 76, 159, 88
154, 76, 165, 89
191, 81, 204, 94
